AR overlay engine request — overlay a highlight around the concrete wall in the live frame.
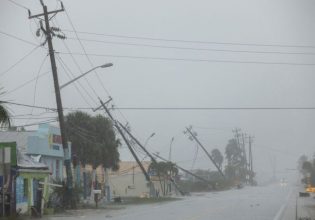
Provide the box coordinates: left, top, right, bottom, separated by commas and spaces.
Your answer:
110, 172, 150, 197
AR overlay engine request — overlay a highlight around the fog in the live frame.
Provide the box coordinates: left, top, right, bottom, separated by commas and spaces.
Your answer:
2, 0, 315, 183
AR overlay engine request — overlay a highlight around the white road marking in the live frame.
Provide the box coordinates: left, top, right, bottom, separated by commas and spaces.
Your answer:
273, 189, 293, 220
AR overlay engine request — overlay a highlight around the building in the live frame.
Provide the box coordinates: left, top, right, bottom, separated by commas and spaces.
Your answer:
27, 124, 66, 181
0, 142, 49, 216
0, 124, 67, 181
15, 150, 50, 215
108, 161, 176, 198
109, 161, 152, 198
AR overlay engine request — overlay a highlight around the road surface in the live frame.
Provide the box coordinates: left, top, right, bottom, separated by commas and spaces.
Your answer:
45, 183, 305, 220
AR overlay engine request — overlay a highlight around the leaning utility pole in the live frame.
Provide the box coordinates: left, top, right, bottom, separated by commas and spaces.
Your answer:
29, 1, 74, 205
118, 121, 157, 164
97, 99, 151, 182
153, 153, 211, 184
185, 127, 225, 178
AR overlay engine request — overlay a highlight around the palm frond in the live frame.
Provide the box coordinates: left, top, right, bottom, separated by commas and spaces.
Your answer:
0, 101, 11, 127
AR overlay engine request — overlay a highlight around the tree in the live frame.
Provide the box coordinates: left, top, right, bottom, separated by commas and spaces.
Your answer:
0, 100, 10, 127
211, 148, 223, 170
302, 161, 313, 173
298, 155, 308, 173
149, 161, 178, 177
225, 139, 242, 166
64, 111, 120, 170
224, 138, 247, 182
148, 161, 178, 195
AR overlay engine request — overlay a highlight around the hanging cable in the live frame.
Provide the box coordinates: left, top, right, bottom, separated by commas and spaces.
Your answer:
61, 29, 315, 49
0, 46, 40, 77
56, 54, 97, 107
66, 37, 315, 56
58, 51, 315, 66
0, 30, 38, 46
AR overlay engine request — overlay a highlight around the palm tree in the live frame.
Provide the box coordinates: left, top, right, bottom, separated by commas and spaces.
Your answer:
211, 148, 223, 170
0, 89, 10, 127
225, 139, 241, 166
0, 102, 10, 126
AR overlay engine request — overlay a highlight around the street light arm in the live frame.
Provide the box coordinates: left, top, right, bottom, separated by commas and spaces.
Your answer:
60, 63, 113, 90
60, 66, 97, 90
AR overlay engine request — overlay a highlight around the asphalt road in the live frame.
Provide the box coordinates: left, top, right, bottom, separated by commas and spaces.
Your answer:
45, 183, 302, 220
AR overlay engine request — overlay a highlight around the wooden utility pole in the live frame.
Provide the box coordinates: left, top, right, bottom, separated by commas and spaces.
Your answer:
241, 133, 248, 170
98, 99, 151, 182
185, 127, 225, 178
248, 136, 254, 173
153, 153, 211, 184
118, 121, 157, 163
29, 1, 74, 206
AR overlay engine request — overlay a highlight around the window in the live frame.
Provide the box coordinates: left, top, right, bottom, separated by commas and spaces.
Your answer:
23, 178, 28, 198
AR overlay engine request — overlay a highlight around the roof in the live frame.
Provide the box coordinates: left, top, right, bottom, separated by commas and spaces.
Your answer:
17, 150, 48, 170
0, 131, 34, 151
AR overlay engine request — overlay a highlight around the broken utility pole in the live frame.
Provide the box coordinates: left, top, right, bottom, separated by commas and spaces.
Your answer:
185, 127, 225, 178
118, 121, 173, 195
97, 98, 156, 196
153, 153, 211, 184
28, 0, 74, 207
118, 121, 157, 163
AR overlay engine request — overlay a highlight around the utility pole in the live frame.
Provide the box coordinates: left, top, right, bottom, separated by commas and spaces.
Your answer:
29, 1, 74, 206
184, 126, 225, 178
118, 121, 165, 195
241, 133, 248, 170
118, 121, 157, 163
153, 153, 211, 184
248, 135, 254, 183
168, 137, 174, 161
97, 99, 155, 196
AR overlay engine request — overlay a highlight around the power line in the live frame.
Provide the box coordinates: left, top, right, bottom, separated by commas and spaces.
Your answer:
1, 119, 58, 129
61, 29, 315, 49
56, 54, 97, 107
63, 9, 111, 97
11, 116, 57, 120
67, 37, 315, 56
6, 0, 29, 10
25, 55, 49, 125
52, 18, 100, 102
61, 9, 137, 131
0, 30, 38, 46
58, 41, 99, 101
58, 52, 315, 66
11, 111, 56, 118
0, 46, 40, 77
96, 107, 315, 110
2, 101, 57, 111
5, 71, 50, 95
6, 101, 315, 111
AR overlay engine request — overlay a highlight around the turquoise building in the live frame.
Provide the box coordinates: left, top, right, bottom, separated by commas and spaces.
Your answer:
27, 124, 69, 181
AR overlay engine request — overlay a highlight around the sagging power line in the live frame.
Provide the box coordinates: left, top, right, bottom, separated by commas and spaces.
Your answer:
61, 29, 315, 49
58, 52, 315, 66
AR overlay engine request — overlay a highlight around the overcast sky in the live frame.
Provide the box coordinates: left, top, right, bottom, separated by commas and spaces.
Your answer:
1, 0, 315, 182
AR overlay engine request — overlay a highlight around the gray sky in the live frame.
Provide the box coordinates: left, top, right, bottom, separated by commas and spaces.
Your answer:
1, 0, 315, 181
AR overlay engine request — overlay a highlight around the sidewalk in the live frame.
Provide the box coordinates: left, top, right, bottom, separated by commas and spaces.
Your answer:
297, 195, 315, 220
281, 185, 315, 220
